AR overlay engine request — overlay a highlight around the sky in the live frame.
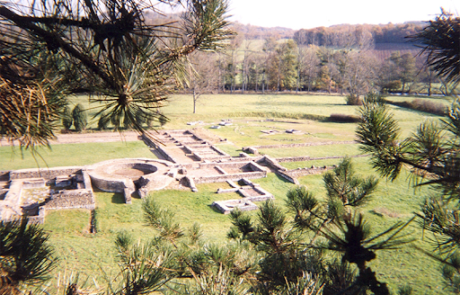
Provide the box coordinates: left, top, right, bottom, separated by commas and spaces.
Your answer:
228, 0, 459, 30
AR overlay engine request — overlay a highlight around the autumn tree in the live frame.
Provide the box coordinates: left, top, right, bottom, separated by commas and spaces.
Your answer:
266, 40, 297, 91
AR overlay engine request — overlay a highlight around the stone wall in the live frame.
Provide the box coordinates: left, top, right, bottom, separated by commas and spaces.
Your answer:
27, 207, 46, 224
10, 167, 82, 181
249, 140, 356, 150
45, 189, 95, 210
212, 199, 258, 214
276, 156, 311, 163
157, 146, 178, 163
262, 156, 287, 172
90, 174, 134, 193
276, 154, 369, 163
285, 166, 334, 178
141, 134, 177, 162
193, 171, 267, 184
22, 178, 46, 189
0, 171, 10, 180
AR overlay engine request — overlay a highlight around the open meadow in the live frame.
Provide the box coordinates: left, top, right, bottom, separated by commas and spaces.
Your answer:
0, 93, 454, 294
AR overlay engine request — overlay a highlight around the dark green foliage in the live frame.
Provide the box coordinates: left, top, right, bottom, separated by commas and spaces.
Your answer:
62, 106, 73, 130
408, 11, 460, 84
320, 213, 414, 295
357, 86, 460, 293
134, 108, 146, 127
113, 231, 175, 295
328, 113, 361, 123
97, 112, 110, 130
72, 104, 87, 132
158, 114, 168, 127
141, 196, 257, 294
0, 218, 56, 294
356, 95, 402, 180
322, 259, 356, 295
285, 185, 324, 230
381, 80, 402, 93
323, 157, 379, 208
228, 201, 324, 293
123, 114, 133, 130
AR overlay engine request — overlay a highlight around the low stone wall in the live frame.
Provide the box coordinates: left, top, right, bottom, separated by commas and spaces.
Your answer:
285, 166, 334, 178
90, 173, 134, 193
212, 199, 258, 214
157, 146, 178, 163
45, 189, 95, 210
275, 170, 299, 185
193, 171, 267, 184
10, 167, 82, 181
22, 178, 46, 189
276, 154, 369, 163
262, 156, 287, 172
250, 140, 356, 150
242, 147, 259, 155
249, 162, 266, 172
276, 156, 311, 163
182, 176, 198, 192
141, 135, 177, 162
123, 188, 134, 204
27, 207, 46, 224
0, 171, 10, 181
215, 166, 227, 175
82, 171, 92, 190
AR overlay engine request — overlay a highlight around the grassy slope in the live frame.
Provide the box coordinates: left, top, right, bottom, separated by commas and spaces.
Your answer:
2, 93, 452, 294
0, 141, 156, 171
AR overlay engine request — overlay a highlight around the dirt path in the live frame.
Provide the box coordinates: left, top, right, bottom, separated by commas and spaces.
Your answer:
0, 131, 141, 146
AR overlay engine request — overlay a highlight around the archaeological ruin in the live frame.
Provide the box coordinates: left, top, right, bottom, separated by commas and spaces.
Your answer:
0, 129, 361, 222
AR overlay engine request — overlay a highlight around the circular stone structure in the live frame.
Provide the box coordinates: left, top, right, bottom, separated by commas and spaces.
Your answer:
87, 158, 174, 193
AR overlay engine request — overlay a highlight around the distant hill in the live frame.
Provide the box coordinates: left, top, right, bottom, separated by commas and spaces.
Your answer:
230, 22, 295, 39
293, 23, 424, 46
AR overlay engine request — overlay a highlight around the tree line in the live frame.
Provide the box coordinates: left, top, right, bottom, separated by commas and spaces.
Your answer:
293, 22, 424, 47
186, 35, 455, 100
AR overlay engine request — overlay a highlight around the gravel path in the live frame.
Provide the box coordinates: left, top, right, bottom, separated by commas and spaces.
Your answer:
0, 131, 141, 146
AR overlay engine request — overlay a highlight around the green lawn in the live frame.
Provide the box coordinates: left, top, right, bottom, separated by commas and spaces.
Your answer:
3, 93, 455, 294
0, 141, 156, 171
42, 159, 446, 294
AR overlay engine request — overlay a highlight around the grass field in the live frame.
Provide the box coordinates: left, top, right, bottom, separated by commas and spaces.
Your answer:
0, 141, 156, 171
2, 93, 455, 294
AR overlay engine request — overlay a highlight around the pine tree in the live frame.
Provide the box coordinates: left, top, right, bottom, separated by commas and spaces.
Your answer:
0, 0, 234, 148
356, 11, 460, 285
62, 106, 73, 130
0, 218, 56, 294
72, 104, 87, 132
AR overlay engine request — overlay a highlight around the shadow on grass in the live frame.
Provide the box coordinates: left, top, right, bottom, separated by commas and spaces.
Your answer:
111, 193, 125, 204
208, 204, 224, 214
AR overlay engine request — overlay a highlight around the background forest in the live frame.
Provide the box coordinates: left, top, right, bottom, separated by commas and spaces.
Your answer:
181, 20, 457, 101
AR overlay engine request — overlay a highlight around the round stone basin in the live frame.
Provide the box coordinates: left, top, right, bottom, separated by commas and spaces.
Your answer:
87, 158, 172, 193
106, 163, 158, 180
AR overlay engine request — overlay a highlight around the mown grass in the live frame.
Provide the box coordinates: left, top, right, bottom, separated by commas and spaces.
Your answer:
0, 141, 156, 171
42, 158, 446, 294
4, 93, 455, 294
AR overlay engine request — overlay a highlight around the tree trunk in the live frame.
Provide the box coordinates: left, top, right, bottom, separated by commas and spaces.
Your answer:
193, 84, 197, 114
